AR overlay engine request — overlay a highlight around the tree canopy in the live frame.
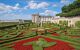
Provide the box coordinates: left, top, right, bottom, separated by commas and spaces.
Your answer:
56, 0, 80, 17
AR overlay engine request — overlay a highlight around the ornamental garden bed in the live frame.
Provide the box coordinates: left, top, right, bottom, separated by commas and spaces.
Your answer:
51, 33, 60, 36
12, 36, 75, 50
69, 35, 80, 38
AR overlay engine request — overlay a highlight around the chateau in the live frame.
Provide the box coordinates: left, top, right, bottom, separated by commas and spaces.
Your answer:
32, 14, 80, 27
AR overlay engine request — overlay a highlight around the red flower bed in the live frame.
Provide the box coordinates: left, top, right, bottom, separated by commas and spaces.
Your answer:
0, 36, 3, 37
52, 33, 60, 36
12, 36, 75, 50
69, 35, 80, 38
0, 40, 3, 42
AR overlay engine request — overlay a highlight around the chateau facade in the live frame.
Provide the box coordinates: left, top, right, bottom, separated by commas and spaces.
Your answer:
32, 14, 80, 27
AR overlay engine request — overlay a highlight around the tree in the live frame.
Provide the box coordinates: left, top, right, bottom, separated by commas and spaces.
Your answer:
62, 6, 69, 13
77, 0, 80, 2
56, 0, 80, 17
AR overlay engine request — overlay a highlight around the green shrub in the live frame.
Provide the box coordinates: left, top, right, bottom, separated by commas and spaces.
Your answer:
0, 47, 14, 50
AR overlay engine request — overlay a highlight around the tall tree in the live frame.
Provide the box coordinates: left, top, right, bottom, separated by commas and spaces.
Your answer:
56, 0, 80, 17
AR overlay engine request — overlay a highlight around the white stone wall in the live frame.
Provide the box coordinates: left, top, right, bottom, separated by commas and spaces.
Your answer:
41, 17, 52, 23
51, 17, 80, 27
32, 14, 80, 27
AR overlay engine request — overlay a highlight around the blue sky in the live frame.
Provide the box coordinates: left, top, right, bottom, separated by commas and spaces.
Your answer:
0, 0, 74, 20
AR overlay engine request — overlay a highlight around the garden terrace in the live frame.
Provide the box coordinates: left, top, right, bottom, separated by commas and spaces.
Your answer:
13, 36, 75, 50
0, 22, 80, 50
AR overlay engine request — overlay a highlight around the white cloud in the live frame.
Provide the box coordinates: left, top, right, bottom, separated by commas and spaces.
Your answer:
0, 13, 32, 20
0, 3, 20, 13
0, 3, 10, 11
60, 0, 71, 5
37, 2, 49, 9
15, 3, 19, 7
0, 3, 32, 20
53, 4, 58, 7
13, 3, 20, 10
61, 0, 67, 3
26, 1, 49, 9
40, 10, 59, 16
0, 13, 20, 20
28, 1, 37, 9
